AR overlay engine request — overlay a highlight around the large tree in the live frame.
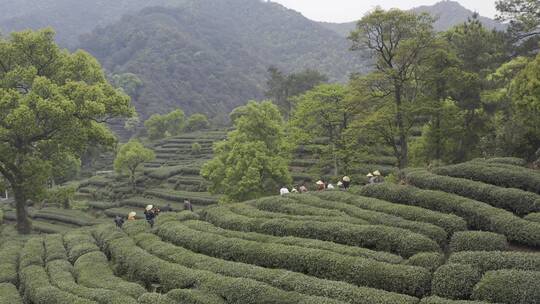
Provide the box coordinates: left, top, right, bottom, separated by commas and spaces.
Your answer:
290, 84, 352, 176
349, 8, 436, 168
201, 101, 291, 202
496, 0, 540, 39
0, 29, 133, 233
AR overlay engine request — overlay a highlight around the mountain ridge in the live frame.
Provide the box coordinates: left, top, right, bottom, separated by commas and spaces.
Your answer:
319, 1, 504, 37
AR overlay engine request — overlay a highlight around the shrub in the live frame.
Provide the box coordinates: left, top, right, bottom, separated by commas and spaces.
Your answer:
0, 283, 23, 304
433, 161, 540, 194
201, 205, 440, 257
472, 270, 540, 304
181, 219, 403, 264
191, 142, 202, 155
166, 289, 226, 304
449, 231, 508, 252
0, 243, 21, 285
63, 230, 100, 263
20, 265, 94, 304
129, 228, 418, 304
92, 225, 362, 304
44, 185, 76, 209
74, 251, 146, 299
355, 183, 540, 247
448, 251, 540, 273
420, 296, 490, 304
138, 293, 177, 304
405, 169, 540, 215
44, 234, 68, 262
156, 220, 432, 297
46, 259, 137, 304
285, 194, 448, 244
432, 264, 481, 300
315, 191, 467, 236
476, 157, 527, 166
19, 237, 45, 269
525, 212, 540, 223
145, 189, 219, 205
229, 202, 369, 226
406, 252, 445, 272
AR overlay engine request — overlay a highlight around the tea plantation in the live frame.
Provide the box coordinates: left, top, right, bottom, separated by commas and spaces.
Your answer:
1, 134, 539, 304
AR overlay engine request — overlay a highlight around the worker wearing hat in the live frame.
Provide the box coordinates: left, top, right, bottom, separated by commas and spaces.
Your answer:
342, 176, 351, 189
144, 205, 157, 228
316, 180, 325, 191
373, 170, 384, 183
128, 211, 136, 221
367, 172, 375, 184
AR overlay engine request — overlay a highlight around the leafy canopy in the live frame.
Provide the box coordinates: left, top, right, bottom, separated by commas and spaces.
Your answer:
201, 101, 291, 202
114, 139, 155, 188
144, 109, 186, 140
0, 29, 133, 233
186, 113, 210, 132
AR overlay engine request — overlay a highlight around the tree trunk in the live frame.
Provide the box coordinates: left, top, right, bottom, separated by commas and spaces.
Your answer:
332, 142, 338, 177
395, 84, 408, 169
435, 110, 442, 160
13, 185, 31, 234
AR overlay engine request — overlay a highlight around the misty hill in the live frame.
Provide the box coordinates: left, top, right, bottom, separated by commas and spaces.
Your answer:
78, 0, 367, 118
320, 0, 504, 37
0, 0, 191, 48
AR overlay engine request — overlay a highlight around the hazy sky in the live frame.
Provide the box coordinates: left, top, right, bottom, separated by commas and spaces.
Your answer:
270, 0, 498, 23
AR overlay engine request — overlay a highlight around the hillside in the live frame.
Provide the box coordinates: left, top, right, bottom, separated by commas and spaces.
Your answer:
79, 0, 367, 118
1, 157, 539, 303
321, 0, 504, 37
0, 0, 189, 48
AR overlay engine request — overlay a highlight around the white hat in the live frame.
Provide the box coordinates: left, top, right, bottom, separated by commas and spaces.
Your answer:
367, 173, 374, 177
327, 184, 335, 189
129, 212, 136, 217
146, 205, 153, 211
373, 170, 381, 176
316, 180, 324, 185
343, 176, 351, 182
337, 181, 343, 186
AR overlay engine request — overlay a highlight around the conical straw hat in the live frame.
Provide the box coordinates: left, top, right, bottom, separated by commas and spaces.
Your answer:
373, 170, 381, 176
343, 176, 351, 182
316, 180, 324, 185
366, 173, 374, 177
146, 205, 153, 211
129, 212, 136, 217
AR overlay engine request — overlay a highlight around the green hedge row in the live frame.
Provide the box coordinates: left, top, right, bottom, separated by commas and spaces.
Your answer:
47, 259, 137, 304
475, 157, 527, 166
419, 296, 490, 304
165, 289, 226, 304
131, 221, 414, 302
92, 225, 347, 304
405, 169, 540, 215
449, 231, 508, 252
406, 253, 445, 272
32, 221, 71, 234
20, 236, 44, 269
156, 220, 432, 297
20, 264, 95, 304
525, 212, 540, 223
126, 223, 419, 304
0, 243, 21, 285
229, 203, 370, 226
0, 283, 22, 304
74, 251, 146, 299
448, 251, 540, 273
145, 165, 201, 180
44, 234, 68, 262
145, 189, 219, 205
63, 230, 100, 263
355, 184, 540, 247
201, 205, 439, 257
137, 293, 176, 304
472, 269, 540, 304
433, 161, 540, 194
180, 219, 403, 264
63, 229, 146, 299
314, 191, 467, 236
285, 195, 448, 244
87, 201, 117, 210
432, 264, 481, 300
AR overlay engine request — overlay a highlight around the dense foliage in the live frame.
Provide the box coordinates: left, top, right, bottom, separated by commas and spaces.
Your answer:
0, 29, 132, 233
201, 101, 291, 202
